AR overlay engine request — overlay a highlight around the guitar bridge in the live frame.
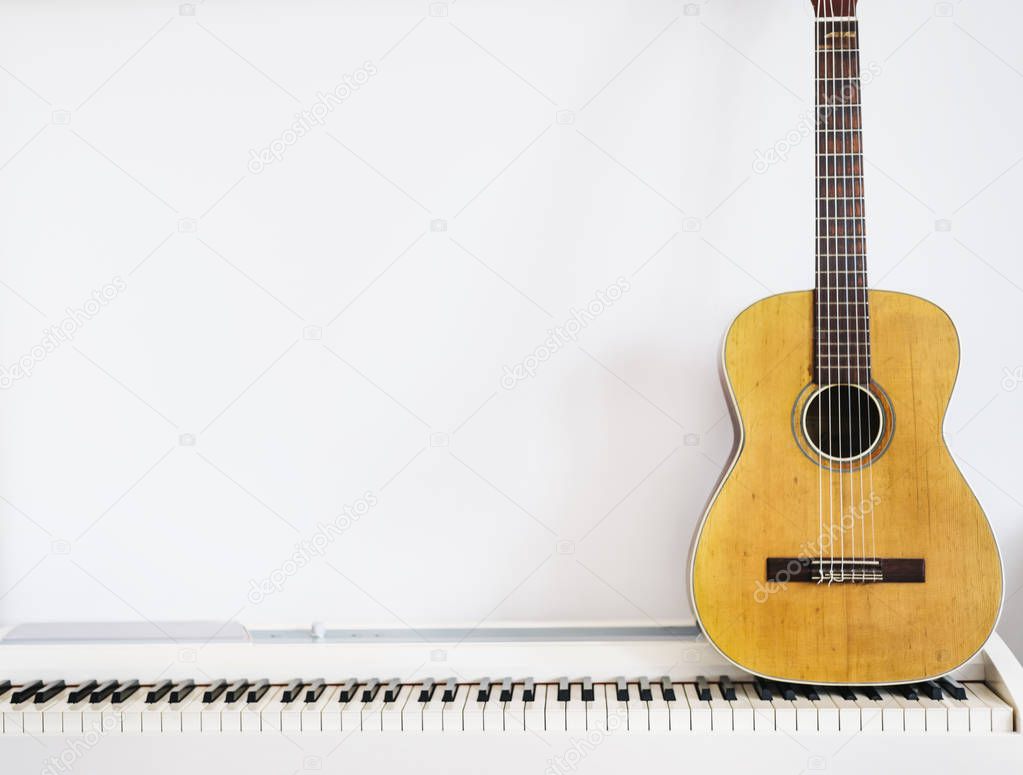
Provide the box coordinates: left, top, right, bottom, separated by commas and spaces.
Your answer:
766, 557, 925, 583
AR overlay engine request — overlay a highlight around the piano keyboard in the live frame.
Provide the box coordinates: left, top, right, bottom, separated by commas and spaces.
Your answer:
0, 676, 1012, 735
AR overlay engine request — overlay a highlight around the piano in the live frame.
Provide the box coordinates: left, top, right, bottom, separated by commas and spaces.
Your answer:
1, 622, 1020, 773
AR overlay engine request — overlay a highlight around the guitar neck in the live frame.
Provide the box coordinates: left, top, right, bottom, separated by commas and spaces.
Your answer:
813, 3, 870, 387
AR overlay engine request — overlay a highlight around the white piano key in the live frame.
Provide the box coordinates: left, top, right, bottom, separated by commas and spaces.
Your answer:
648, 685, 670, 732
382, 684, 413, 731
565, 683, 586, 732
180, 691, 205, 733
791, 692, 817, 732
141, 694, 167, 734
917, 693, 948, 733
0, 690, 29, 735
82, 698, 114, 736
241, 686, 278, 733
965, 683, 1013, 733
463, 684, 485, 732
524, 683, 546, 733
588, 683, 609, 733
727, 684, 755, 732
42, 688, 74, 734
810, 690, 839, 733
627, 684, 649, 732
341, 688, 368, 731
280, 693, 305, 733
707, 684, 732, 732
960, 684, 993, 733
881, 690, 912, 733
667, 683, 691, 732
400, 684, 423, 732
741, 684, 774, 732
895, 690, 927, 732
362, 685, 391, 732
943, 694, 971, 733
503, 684, 525, 732
683, 683, 712, 732
482, 685, 504, 732
827, 689, 861, 733
858, 693, 883, 732
220, 697, 246, 733
120, 693, 150, 734
300, 685, 337, 732
257, 687, 287, 733
422, 683, 446, 732
200, 696, 229, 733
604, 683, 628, 734
62, 695, 88, 735
442, 684, 469, 732
771, 691, 797, 733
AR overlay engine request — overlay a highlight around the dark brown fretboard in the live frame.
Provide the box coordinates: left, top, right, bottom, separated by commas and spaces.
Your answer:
814, 7, 870, 387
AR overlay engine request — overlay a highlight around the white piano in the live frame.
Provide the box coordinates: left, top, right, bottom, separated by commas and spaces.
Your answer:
0, 622, 1020, 773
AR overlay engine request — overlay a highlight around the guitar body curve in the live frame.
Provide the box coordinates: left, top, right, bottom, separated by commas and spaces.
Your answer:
690, 289, 1002, 684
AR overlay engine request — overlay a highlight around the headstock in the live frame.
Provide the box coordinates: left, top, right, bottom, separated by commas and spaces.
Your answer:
811, 0, 858, 18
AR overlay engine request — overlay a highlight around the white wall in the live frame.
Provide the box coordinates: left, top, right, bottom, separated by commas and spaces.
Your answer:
0, 0, 1020, 656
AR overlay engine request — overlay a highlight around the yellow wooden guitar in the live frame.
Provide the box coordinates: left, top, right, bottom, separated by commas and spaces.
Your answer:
690, 0, 1002, 685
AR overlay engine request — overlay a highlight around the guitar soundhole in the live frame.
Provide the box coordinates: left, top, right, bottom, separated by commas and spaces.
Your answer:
802, 384, 884, 462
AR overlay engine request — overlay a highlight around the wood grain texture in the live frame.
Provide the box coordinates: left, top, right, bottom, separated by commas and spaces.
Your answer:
691, 290, 1002, 684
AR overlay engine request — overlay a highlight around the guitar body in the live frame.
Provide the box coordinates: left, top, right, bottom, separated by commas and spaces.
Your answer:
691, 290, 1002, 684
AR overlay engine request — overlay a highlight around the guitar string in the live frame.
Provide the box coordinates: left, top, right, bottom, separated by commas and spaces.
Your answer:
857, 7, 878, 573
839, 10, 865, 581
828, 0, 842, 583
814, 5, 825, 583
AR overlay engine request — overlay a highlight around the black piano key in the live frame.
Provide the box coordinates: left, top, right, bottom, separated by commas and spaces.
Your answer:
752, 678, 773, 701
337, 678, 358, 703
113, 680, 140, 703
499, 677, 513, 703
70, 680, 99, 704
146, 680, 172, 703
361, 679, 381, 702
695, 676, 712, 702
417, 679, 436, 703
441, 678, 457, 703
719, 676, 737, 701
858, 686, 882, 702
582, 677, 594, 703
801, 685, 821, 701
246, 679, 269, 703
0, 680, 11, 700
918, 681, 943, 700
203, 679, 228, 703
894, 684, 919, 700
638, 677, 653, 702
659, 676, 676, 702
170, 680, 195, 703
304, 679, 326, 703
225, 680, 250, 703
476, 678, 491, 703
89, 680, 117, 704
835, 686, 856, 701
937, 677, 967, 701
281, 679, 305, 703
12, 680, 43, 704
35, 680, 67, 703
522, 678, 535, 703
383, 678, 402, 703
776, 682, 797, 701
615, 677, 629, 702
556, 677, 570, 702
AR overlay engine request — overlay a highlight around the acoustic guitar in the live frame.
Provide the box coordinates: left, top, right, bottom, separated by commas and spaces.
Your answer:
690, 0, 1002, 685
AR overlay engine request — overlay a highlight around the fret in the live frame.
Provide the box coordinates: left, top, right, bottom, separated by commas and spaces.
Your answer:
817, 152, 863, 157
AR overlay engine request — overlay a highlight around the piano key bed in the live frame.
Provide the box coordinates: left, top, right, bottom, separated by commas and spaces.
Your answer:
0, 675, 1013, 735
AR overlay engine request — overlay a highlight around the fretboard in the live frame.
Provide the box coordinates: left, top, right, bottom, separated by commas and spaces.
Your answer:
814, 15, 870, 387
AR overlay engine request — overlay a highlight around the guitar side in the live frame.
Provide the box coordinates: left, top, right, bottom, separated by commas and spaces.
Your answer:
690, 289, 1003, 685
